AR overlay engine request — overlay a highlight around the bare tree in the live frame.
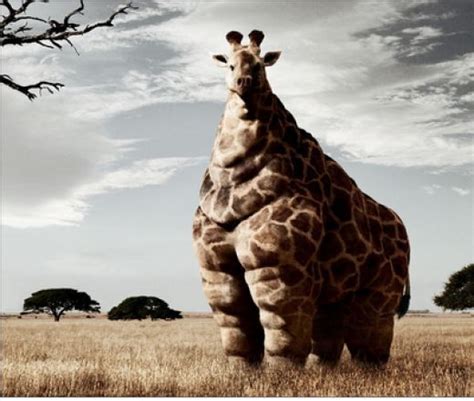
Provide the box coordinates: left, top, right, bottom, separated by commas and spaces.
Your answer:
0, 0, 137, 100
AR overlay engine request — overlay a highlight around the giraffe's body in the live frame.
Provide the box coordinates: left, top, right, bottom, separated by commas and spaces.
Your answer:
193, 31, 410, 366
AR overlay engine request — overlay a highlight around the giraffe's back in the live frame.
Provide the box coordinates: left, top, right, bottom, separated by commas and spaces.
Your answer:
303, 143, 410, 308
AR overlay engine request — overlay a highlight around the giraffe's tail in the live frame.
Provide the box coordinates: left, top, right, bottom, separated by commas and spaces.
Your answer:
396, 274, 411, 319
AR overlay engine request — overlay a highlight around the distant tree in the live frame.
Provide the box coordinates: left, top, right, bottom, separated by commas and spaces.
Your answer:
23, 288, 100, 321
108, 296, 183, 321
434, 264, 474, 311
0, 0, 137, 100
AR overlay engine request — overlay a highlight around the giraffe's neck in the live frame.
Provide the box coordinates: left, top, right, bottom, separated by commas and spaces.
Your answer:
211, 91, 276, 168
200, 90, 295, 224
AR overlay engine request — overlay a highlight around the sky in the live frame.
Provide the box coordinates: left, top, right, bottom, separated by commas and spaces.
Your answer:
1, 0, 473, 313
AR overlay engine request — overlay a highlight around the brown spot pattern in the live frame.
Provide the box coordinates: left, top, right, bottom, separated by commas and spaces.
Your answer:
318, 232, 343, 261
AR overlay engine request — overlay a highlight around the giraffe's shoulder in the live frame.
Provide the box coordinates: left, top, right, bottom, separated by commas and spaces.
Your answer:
324, 154, 358, 193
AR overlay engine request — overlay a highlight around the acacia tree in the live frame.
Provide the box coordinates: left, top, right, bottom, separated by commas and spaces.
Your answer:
23, 288, 101, 321
0, 0, 137, 100
434, 263, 474, 311
108, 296, 183, 321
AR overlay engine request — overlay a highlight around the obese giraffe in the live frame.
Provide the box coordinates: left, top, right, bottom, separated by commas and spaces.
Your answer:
192, 30, 410, 367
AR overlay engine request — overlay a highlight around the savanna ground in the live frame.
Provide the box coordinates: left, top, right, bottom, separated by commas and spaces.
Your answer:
1, 314, 472, 396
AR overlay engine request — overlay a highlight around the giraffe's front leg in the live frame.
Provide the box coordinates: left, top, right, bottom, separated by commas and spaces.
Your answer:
193, 208, 264, 365
236, 198, 323, 367
200, 269, 264, 366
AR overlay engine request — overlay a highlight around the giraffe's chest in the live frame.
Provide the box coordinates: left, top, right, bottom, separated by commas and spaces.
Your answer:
200, 156, 293, 225
211, 118, 263, 168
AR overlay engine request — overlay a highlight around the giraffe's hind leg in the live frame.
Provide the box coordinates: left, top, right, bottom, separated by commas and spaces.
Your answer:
311, 303, 345, 365
344, 292, 395, 365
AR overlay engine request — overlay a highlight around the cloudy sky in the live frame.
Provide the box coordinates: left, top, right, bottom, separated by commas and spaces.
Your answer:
1, 0, 473, 313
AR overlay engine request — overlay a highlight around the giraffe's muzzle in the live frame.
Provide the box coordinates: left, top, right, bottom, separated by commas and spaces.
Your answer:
236, 76, 253, 94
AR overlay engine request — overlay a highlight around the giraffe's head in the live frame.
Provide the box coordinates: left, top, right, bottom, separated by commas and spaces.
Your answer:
212, 30, 281, 96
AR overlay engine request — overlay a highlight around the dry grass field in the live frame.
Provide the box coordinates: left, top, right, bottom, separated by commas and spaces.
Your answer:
1, 315, 472, 396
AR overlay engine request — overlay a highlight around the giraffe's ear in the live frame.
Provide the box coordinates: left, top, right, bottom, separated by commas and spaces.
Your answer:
212, 54, 228, 67
263, 51, 281, 66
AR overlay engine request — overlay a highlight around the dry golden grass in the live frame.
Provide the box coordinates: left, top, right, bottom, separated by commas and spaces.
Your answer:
1, 315, 472, 396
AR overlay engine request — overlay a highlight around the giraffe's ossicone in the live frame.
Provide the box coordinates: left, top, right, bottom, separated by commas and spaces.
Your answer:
192, 30, 410, 367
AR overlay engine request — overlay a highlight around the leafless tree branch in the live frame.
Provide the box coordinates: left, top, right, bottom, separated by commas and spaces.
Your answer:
0, 0, 137, 100
0, 74, 63, 100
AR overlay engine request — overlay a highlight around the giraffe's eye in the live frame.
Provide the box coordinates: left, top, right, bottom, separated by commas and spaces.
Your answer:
253, 64, 261, 72
229, 65, 235, 71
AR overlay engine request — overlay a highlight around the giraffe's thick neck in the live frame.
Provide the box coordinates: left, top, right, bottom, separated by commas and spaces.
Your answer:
211, 90, 276, 169
199, 90, 298, 225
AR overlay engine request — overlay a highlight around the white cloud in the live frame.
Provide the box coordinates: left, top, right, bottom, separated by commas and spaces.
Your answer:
78, 157, 206, 197
402, 26, 443, 43
422, 184, 442, 195
60, 68, 224, 120
3, 156, 205, 229
114, 5, 165, 25
451, 187, 471, 196
1, 86, 205, 229
407, 11, 457, 22
421, 185, 472, 197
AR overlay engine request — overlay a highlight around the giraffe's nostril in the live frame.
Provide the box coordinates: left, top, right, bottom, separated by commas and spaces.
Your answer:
237, 76, 252, 89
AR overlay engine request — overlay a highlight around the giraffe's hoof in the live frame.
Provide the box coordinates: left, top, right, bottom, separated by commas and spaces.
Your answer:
307, 353, 340, 368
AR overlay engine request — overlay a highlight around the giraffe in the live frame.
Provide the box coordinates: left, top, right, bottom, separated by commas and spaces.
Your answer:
192, 30, 410, 367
